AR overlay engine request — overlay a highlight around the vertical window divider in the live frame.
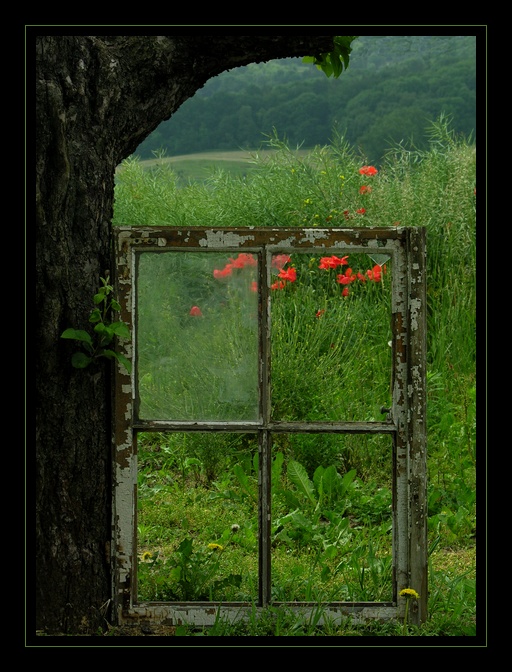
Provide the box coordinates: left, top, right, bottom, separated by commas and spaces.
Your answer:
258, 246, 272, 605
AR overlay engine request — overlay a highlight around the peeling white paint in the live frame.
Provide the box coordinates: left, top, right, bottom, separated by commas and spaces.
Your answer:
199, 231, 256, 247
409, 298, 422, 331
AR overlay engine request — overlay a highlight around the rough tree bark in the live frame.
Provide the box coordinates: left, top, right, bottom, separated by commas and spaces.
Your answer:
35, 33, 338, 634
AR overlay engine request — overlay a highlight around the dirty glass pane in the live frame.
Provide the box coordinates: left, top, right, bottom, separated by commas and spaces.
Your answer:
270, 252, 392, 422
136, 251, 259, 421
137, 431, 259, 602
270, 433, 393, 602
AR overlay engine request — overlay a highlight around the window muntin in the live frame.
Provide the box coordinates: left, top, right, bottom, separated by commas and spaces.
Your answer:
113, 226, 427, 626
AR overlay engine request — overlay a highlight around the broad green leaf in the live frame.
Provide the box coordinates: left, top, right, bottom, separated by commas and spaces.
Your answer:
114, 352, 132, 374
93, 292, 106, 304
61, 328, 93, 345
94, 322, 109, 335
287, 460, 317, 506
89, 309, 102, 323
111, 299, 121, 311
340, 468, 357, 495
71, 352, 92, 368
110, 321, 131, 339
320, 465, 339, 500
313, 465, 325, 492
304, 36, 358, 79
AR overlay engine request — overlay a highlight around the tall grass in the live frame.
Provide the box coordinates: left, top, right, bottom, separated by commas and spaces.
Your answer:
113, 116, 477, 636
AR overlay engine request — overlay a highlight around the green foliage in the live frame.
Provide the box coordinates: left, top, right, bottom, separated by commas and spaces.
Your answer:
133, 36, 475, 166
303, 36, 359, 78
60, 275, 131, 373
119, 120, 476, 635
139, 532, 242, 601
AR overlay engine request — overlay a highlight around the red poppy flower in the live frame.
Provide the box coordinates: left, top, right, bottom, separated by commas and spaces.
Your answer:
336, 268, 357, 285
366, 265, 383, 282
315, 309, 325, 318
278, 267, 297, 282
359, 185, 372, 194
189, 306, 203, 316
359, 166, 378, 176
250, 281, 258, 292
356, 208, 366, 215
271, 280, 286, 290
230, 253, 257, 268
318, 255, 348, 270
213, 264, 233, 279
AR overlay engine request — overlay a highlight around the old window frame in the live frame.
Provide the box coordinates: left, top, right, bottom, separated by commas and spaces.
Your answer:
112, 225, 427, 627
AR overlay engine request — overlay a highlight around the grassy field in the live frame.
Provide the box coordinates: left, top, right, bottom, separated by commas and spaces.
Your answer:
111, 123, 478, 638
130, 148, 311, 185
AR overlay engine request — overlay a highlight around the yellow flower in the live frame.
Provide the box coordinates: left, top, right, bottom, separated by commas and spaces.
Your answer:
141, 551, 152, 561
208, 543, 223, 551
399, 588, 420, 599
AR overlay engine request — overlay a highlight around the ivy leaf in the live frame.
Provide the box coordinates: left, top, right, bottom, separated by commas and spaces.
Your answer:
71, 352, 92, 368
93, 292, 106, 304
303, 36, 358, 79
102, 350, 132, 374
110, 321, 131, 339
61, 328, 93, 346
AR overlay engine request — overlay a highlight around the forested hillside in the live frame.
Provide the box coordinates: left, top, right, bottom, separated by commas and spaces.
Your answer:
134, 35, 476, 165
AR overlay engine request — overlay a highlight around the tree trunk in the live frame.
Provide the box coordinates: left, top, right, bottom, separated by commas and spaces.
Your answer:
34, 33, 336, 634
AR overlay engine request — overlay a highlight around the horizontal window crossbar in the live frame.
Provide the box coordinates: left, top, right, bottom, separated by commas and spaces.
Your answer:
133, 421, 396, 434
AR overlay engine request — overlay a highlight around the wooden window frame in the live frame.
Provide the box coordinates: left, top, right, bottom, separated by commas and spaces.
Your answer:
112, 226, 427, 627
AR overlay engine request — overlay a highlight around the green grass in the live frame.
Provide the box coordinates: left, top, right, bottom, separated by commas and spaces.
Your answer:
113, 118, 477, 637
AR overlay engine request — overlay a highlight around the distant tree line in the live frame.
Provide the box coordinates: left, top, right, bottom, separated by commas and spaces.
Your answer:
134, 35, 476, 165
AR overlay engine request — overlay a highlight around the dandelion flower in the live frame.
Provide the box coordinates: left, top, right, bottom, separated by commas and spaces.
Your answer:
399, 588, 420, 599
231, 524, 240, 533
141, 551, 152, 561
208, 543, 223, 551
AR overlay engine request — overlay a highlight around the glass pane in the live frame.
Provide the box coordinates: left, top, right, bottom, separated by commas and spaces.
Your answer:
270, 433, 393, 602
137, 432, 259, 602
270, 252, 392, 421
136, 251, 259, 421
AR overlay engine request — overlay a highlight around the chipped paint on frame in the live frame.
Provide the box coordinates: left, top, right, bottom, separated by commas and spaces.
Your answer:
111, 226, 427, 627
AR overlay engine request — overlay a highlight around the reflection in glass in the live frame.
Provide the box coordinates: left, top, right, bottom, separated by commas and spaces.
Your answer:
136, 252, 259, 421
